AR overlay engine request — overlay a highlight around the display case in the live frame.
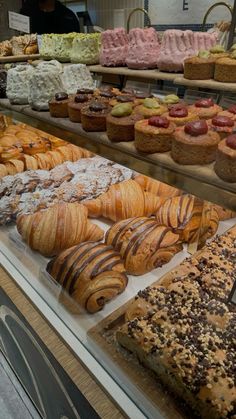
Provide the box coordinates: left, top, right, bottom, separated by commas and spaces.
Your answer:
0, 103, 235, 419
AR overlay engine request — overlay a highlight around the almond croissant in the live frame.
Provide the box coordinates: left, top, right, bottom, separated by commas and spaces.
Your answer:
83, 179, 164, 222
105, 217, 181, 275
16, 202, 104, 257
46, 242, 128, 313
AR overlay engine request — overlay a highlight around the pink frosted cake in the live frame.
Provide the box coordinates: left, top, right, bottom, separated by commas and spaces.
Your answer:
126, 27, 160, 70
157, 30, 217, 72
100, 28, 128, 67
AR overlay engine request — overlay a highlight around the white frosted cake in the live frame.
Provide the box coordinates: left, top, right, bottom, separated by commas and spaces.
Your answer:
70, 33, 101, 64
61, 64, 94, 94
37, 59, 63, 72
28, 66, 63, 111
6, 65, 34, 104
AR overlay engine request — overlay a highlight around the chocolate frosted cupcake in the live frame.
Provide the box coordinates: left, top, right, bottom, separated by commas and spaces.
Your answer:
106, 103, 142, 142
172, 120, 221, 165
81, 101, 111, 131
68, 93, 90, 123
135, 116, 175, 153
215, 134, 236, 182
208, 115, 235, 139
49, 92, 70, 118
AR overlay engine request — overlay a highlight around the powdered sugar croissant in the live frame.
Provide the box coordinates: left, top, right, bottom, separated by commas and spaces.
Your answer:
47, 242, 128, 313
105, 217, 182, 275
83, 179, 164, 222
16, 202, 104, 257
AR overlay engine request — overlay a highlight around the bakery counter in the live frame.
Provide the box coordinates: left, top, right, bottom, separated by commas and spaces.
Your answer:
1, 99, 236, 211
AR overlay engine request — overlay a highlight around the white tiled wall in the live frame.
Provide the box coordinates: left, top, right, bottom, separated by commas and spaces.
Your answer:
87, 0, 145, 30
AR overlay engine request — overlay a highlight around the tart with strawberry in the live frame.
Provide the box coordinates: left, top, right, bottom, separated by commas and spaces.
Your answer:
189, 98, 222, 120
163, 104, 198, 126
214, 134, 236, 182
171, 120, 221, 165
134, 116, 175, 153
208, 115, 236, 139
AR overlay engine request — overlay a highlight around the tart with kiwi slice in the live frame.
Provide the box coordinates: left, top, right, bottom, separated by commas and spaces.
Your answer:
134, 98, 167, 118
106, 103, 143, 142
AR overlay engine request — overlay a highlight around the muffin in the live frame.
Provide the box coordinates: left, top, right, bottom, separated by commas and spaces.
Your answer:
171, 120, 221, 165
109, 94, 135, 107
133, 92, 154, 106
209, 44, 229, 60
184, 50, 215, 80
218, 104, 236, 122
106, 103, 142, 142
81, 101, 111, 131
208, 115, 235, 139
214, 51, 236, 83
68, 93, 90, 123
214, 134, 236, 182
135, 116, 175, 153
188, 98, 222, 120
134, 98, 167, 118
49, 92, 70, 118
163, 104, 198, 126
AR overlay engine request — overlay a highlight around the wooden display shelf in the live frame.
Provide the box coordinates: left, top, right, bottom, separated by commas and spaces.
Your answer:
0, 54, 40, 63
174, 75, 236, 92
88, 64, 179, 81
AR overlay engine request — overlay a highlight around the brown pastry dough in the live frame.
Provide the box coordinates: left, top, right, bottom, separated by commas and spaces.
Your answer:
134, 174, 181, 197
46, 241, 128, 313
5, 159, 24, 175
213, 204, 236, 220
83, 179, 164, 222
16, 202, 104, 257
156, 195, 219, 246
23, 154, 38, 171
0, 164, 8, 178
105, 216, 181, 275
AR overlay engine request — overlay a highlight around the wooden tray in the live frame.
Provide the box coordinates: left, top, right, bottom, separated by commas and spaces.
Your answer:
0, 54, 40, 63
88, 273, 192, 419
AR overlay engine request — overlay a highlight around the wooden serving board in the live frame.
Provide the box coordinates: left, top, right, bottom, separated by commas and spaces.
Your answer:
88, 273, 193, 419
0, 54, 40, 63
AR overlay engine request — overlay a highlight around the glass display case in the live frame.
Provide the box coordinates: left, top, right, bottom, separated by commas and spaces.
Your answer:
0, 105, 235, 419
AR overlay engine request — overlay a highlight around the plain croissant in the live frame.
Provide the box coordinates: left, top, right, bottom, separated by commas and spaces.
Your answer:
134, 174, 181, 197
105, 216, 182, 275
83, 179, 164, 222
47, 241, 128, 313
16, 202, 104, 257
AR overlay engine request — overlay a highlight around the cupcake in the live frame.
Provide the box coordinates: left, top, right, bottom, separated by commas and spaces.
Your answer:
68, 93, 90, 123
214, 134, 236, 182
106, 103, 142, 142
208, 115, 235, 139
49, 92, 70, 118
171, 120, 220, 165
135, 116, 175, 153
209, 44, 229, 60
214, 51, 236, 83
81, 101, 111, 131
134, 98, 167, 118
218, 104, 236, 122
184, 50, 215, 80
189, 98, 222, 120
163, 104, 198, 126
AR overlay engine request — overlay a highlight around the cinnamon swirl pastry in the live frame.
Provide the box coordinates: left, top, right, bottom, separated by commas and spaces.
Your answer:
46, 242, 128, 313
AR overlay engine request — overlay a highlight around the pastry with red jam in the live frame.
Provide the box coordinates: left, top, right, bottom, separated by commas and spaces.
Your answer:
106, 103, 142, 142
135, 116, 175, 153
215, 134, 236, 182
68, 93, 90, 123
208, 115, 235, 139
81, 101, 111, 131
172, 120, 221, 165
49, 92, 71, 118
163, 104, 198, 126
218, 104, 236, 122
189, 98, 222, 120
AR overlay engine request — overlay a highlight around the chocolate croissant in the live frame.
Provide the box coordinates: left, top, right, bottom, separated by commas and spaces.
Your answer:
134, 174, 181, 197
156, 195, 219, 246
47, 242, 128, 313
105, 217, 181, 275
17, 202, 104, 257
83, 179, 164, 222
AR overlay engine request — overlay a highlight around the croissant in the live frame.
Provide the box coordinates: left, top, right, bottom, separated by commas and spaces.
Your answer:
212, 204, 236, 221
134, 174, 181, 197
16, 202, 104, 257
46, 150, 64, 167
23, 154, 38, 170
67, 144, 93, 160
5, 159, 24, 175
0, 163, 8, 178
35, 153, 53, 170
46, 242, 128, 313
156, 195, 219, 246
105, 217, 181, 275
83, 179, 164, 222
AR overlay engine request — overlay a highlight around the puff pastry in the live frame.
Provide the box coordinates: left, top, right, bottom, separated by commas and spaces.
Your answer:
134, 174, 181, 197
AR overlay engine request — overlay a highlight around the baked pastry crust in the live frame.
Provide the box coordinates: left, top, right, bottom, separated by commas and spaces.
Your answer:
134, 119, 175, 153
